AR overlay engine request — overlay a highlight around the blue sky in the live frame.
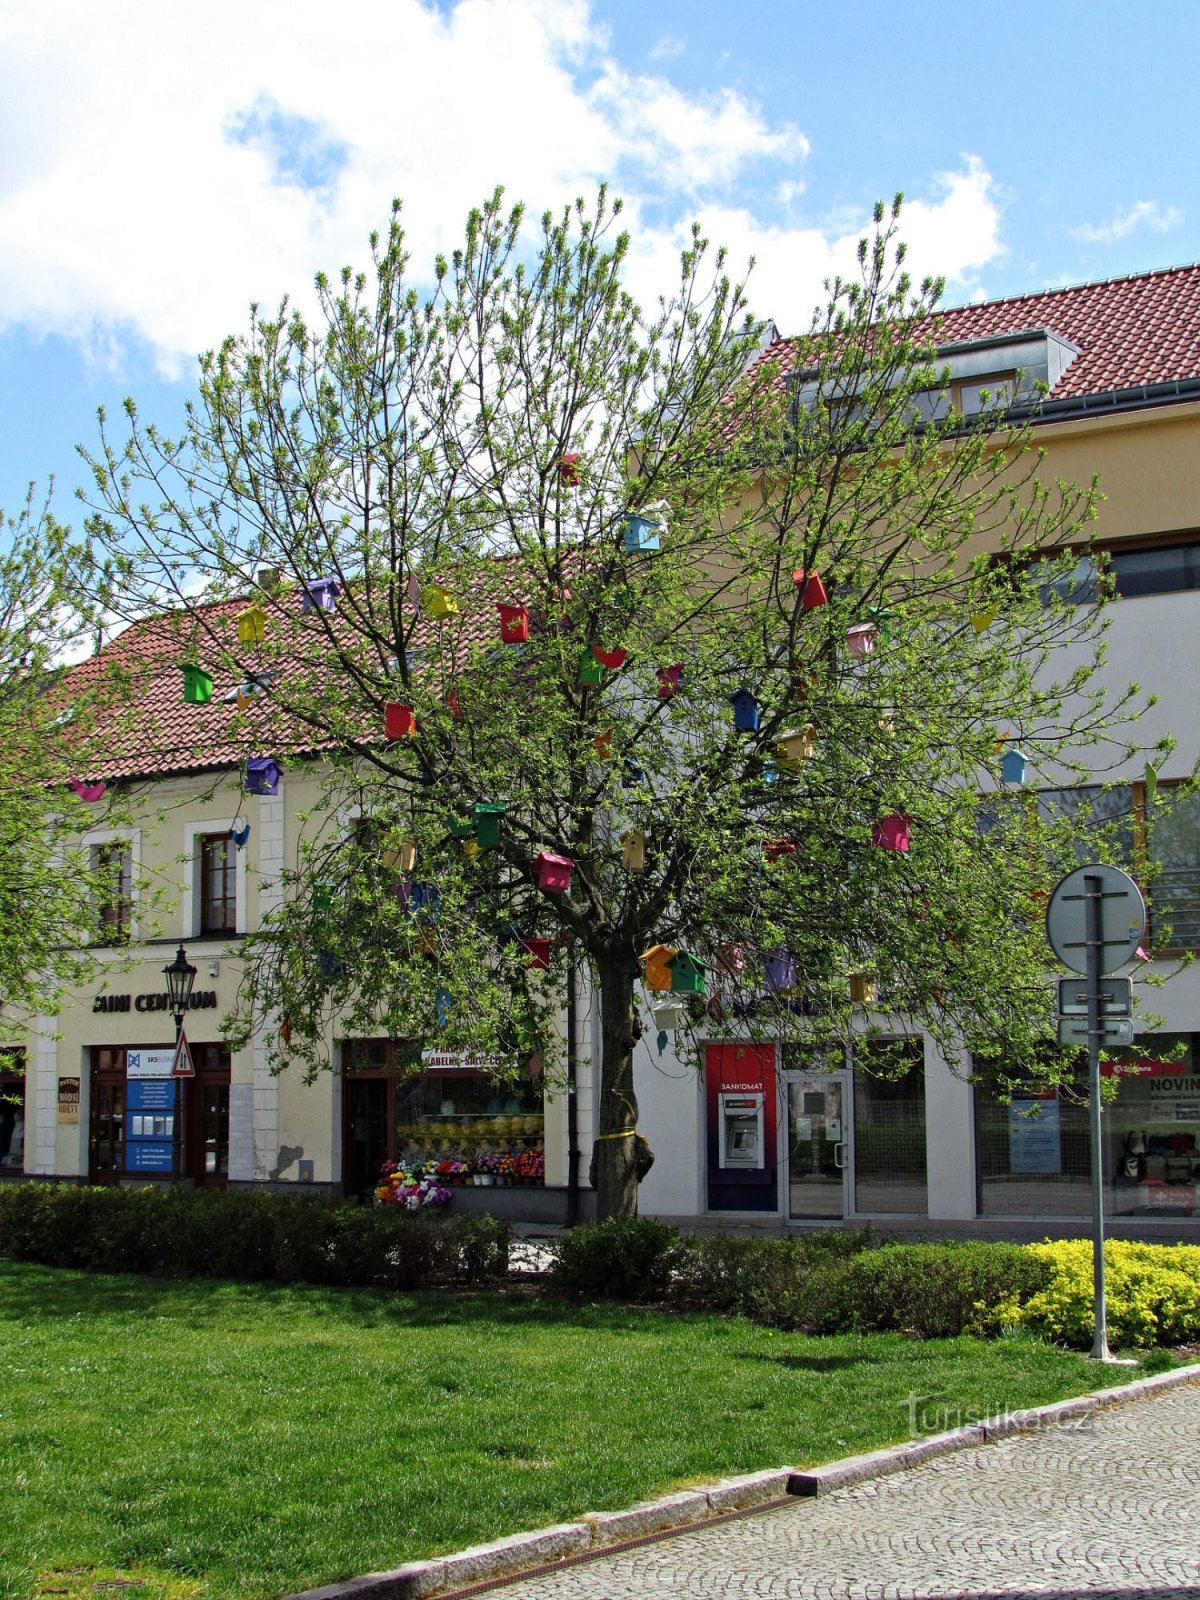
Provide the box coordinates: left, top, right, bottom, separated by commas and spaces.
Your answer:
2, 0, 1197, 525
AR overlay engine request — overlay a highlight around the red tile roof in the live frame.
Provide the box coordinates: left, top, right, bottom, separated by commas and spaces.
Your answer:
754, 261, 1200, 403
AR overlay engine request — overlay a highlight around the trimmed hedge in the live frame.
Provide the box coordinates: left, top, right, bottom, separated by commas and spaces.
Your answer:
1005, 1239, 1200, 1348
0, 1183, 510, 1289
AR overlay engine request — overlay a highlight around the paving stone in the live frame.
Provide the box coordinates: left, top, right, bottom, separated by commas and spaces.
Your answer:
468, 1380, 1200, 1599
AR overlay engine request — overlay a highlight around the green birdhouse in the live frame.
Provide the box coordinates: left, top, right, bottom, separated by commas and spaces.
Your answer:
578, 647, 605, 686
314, 883, 335, 912
181, 664, 213, 705
445, 813, 476, 840
473, 801, 507, 849
667, 950, 706, 996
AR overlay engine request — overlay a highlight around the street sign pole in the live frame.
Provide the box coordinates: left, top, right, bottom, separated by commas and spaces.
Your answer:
1082, 873, 1111, 1362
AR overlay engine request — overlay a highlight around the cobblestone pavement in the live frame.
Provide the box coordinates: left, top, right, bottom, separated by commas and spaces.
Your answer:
475, 1384, 1200, 1599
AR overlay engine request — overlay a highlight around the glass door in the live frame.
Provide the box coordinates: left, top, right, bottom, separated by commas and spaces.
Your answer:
786, 1072, 850, 1218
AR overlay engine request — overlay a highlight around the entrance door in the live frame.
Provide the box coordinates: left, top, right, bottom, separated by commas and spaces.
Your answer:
344, 1078, 389, 1199
786, 1072, 850, 1219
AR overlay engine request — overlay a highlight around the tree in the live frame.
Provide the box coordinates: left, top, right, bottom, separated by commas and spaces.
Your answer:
81, 190, 1152, 1218
0, 487, 118, 1018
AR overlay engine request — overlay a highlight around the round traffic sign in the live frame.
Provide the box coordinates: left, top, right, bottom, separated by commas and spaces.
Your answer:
1045, 863, 1146, 976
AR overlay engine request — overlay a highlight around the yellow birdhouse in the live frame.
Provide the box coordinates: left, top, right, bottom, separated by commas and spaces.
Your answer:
848, 973, 878, 1004
971, 609, 996, 633
640, 943, 677, 992
776, 725, 816, 768
621, 829, 646, 873
237, 604, 266, 646
422, 584, 458, 620
381, 840, 417, 874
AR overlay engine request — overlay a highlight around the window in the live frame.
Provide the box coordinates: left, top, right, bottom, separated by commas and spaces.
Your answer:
199, 833, 237, 933
853, 1040, 927, 1215
1108, 540, 1200, 599
953, 371, 1016, 415
1148, 787, 1200, 950
1036, 784, 1135, 870
0, 1048, 25, 1171
92, 841, 133, 943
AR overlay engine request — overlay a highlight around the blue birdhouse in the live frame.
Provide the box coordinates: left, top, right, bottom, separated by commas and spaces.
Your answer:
245, 756, 281, 796
409, 882, 440, 922
229, 822, 251, 849
622, 513, 661, 553
999, 746, 1029, 785
302, 577, 340, 614
621, 758, 646, 790
318, 950, 346, 980
730, 688, 760, 733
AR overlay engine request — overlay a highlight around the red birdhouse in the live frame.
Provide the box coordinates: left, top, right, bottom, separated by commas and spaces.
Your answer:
593, 646, 627, 671
385, 702, 417, 739
497, 603, 530, 644
445, 690, 463, 722
521, 936, 552, 970
793, 569, 829, 610
558, 454, 582, 487
535, 851, 574, 893
656, 664, 683, 700
871, 813, 912, 852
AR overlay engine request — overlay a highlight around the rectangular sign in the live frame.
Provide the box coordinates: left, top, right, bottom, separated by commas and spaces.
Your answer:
126, 1050, 176, 1080
419, 1049, 510, 1072
127, 1113, 175, 1140
125, 1141, 176, 1173
1010, 1097, 1062, 1174
1057, 1016, 1134, 1046
56, 1078, 80, 1125
126, 1079, 177, 1112
1057, 977, 1131, 1017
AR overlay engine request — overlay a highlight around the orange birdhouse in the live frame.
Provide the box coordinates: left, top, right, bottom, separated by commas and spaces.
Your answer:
793, 569, 829, 610
640, 943, 677, 992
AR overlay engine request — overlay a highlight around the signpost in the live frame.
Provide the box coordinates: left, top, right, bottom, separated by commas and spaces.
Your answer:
1046, 864, 1146, 1363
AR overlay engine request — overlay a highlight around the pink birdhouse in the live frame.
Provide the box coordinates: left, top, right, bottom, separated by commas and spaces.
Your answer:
521, 936, 552, 970
793, 569, 829, 610
871, 813, 912, 852
558, 454, 582, 487
497, 604, 530, 644
656, 664, 683, 700
535, 851, 574, 893
69, 777, 106, 803
385, 702, 418, 739
714, 944, 746, 974
846, 622, 877, 661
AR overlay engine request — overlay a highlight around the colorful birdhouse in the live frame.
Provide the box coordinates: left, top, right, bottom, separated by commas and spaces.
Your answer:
593, 729, 613, 760
302, 577, 340, 614
872, 812, 912, 851
418, 928, 438, 957
181, 664, 213, 705
462, 838, 481, 861
245, 757, 281, 796
497, 603, 530, 644
472, 801, 507, 849
445, 814, 475, 839
999, 747, 1029, 785
971, 609, 996, 633
848, 973, 878, 1004
667, 950, 705, 996
764, 951, 798, 994
622, 513, 661, 553
714, 943, 746, 974
237, 604, 266, 646
445, 690, 463, 722
656, 664, 683, 700
229, 822, 251, 849
578, 648, 605, 686
535, 851, 574, 893
409, 882, 440, 921
652, 1001, 686, 1032
776, 726, 816, 765
730, 688, 760, 732
422, 584, 458, 620
558, 453, 582, 487
318, 949, 346, 979
592, 646, 627, 670
387, 840, 417, 874
69, 778, 105, 803
846, 622, 877, 661
621, 829, 646, 873
314, 883, 335, 913
621, 758, 646, 789
764, 837, 797, 865
435, 988, 452, 1027
521, 936, 552, 970
640, 944, 677, 992
385, 702, 417, 740
794, 569, 829, 610
866, 604, 896, 644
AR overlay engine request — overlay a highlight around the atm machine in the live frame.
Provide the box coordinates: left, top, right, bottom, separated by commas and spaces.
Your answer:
718, 1090, 765, 1171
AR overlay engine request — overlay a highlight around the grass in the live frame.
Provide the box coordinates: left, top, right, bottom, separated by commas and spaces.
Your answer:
0, 1262, 1144, 1600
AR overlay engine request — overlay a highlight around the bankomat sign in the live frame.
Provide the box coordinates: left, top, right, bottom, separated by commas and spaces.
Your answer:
705, 1043, 778, 1213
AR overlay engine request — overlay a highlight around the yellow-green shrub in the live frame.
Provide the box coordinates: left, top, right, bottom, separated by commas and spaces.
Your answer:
1010, 1239, 1200, 1348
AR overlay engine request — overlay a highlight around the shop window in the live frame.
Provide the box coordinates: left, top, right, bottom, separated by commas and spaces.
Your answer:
976, 1080, 1092, 1216
341, 1038, 545, 1199
0, 1048, 26, 1172
199, 833, 237, 934
1148, 787, 1200, 950
853, 1040, 927, 1215
92, 841, 133, 944
89, 1043, 230, 1185
1106, 1037, 1199, 1217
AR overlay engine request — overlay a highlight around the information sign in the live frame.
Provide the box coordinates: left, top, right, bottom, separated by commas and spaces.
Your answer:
1057, 1016, 1135, 1047
126, 1141, 175, 1173
126, 1079, 176, 1112
126, 1049, 177, 1080
1057, 976, 1131, 1018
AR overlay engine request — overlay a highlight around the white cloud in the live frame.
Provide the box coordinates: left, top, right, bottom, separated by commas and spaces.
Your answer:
0, 0, 1004, 371
648, 34, 685, 60
1072, 199, 1183, 245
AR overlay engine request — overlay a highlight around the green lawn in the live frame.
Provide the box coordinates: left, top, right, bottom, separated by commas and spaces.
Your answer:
0, 1262, 1136, 1600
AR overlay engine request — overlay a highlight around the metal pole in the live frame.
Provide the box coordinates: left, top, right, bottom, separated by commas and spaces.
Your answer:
1083, 872, 1111, 1361
565, 948, 580, 1228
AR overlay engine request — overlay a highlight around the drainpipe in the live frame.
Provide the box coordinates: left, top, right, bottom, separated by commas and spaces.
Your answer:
565, 944, 580, 1227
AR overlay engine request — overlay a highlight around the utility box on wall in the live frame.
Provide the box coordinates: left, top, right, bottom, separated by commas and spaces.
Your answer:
705, 1043, 777, 1211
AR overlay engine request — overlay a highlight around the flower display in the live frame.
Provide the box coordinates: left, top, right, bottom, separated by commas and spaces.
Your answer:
374, 1160, 453, 1210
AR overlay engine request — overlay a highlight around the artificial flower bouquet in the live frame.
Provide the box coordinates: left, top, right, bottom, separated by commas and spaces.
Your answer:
374, 1159, 452, 1210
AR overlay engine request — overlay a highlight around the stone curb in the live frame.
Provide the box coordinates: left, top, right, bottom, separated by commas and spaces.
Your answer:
278, 1361, 1200, 1599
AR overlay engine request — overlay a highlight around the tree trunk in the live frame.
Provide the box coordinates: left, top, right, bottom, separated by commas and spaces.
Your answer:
591, 960, 642, 1220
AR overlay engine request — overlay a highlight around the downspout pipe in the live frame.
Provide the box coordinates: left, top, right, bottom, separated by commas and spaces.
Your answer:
565, 944, 580, 1227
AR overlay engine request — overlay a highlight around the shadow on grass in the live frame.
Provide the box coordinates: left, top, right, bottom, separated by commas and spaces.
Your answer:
732, 1349, 881, 1372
